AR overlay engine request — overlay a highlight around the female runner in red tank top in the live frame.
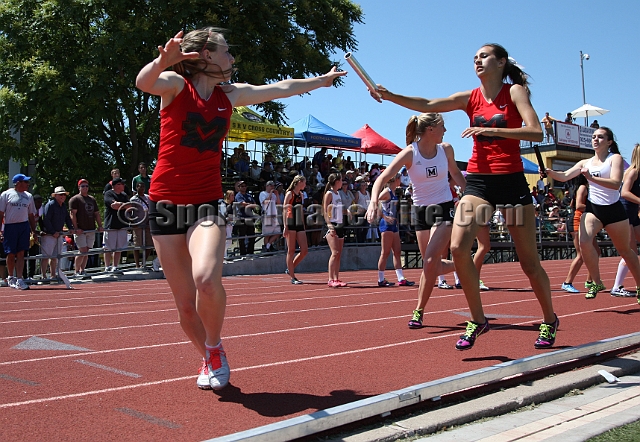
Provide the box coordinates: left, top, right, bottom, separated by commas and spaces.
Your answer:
372, 43, 558, 351
136, 28, 345, 390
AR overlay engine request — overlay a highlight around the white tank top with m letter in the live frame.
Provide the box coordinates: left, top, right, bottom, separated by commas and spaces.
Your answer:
406, 142, 451, 206
586, 153, 620, 205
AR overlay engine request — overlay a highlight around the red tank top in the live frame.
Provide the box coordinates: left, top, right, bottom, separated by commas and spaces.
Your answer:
465, 84, 523, 174
150, 79, 232, 204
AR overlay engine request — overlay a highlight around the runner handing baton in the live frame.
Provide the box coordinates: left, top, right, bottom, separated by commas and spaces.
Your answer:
136, 27, 345, 390
371, 43, 559, 351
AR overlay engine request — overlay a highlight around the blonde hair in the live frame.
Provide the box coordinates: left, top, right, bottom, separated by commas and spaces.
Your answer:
173, 27, 236, 80
286, 175, 306, 193
224, 189, 235, 203
406, 113, 444, 145
631, 143, 640, 170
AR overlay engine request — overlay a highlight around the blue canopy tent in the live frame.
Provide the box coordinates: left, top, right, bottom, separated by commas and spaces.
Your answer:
264, 114, 361, 148
259, 114, 361, 162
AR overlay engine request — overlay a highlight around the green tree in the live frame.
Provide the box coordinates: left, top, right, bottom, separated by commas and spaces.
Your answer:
0, 0, 362, 195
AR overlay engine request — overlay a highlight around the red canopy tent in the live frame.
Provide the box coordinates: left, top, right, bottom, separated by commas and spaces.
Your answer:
346, 124, 402, 155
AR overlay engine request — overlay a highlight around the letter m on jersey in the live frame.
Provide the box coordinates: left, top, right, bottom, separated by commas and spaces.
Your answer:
426, 166, 438, 178
181, 113, 227, 153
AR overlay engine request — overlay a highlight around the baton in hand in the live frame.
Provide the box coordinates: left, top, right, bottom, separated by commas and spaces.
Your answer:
344, 52, 380, 100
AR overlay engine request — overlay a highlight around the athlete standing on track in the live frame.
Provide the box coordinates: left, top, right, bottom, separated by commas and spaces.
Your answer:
374, 173, 415, 288
324, 173, 348, 287
372, 44, 559, 350
135, 27, 345, 390
560, 175, 597, 294
283, 175, 308, 285
547, 132, 640, 301
610, 143, 640, 297
366, 113, 465, 329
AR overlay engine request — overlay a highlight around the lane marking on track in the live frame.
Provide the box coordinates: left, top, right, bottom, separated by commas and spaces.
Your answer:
74, 360, 142, 378
2, 284, 574, 327
1, 299, 175, 314
0, 297, 630, 368
0, 373, 39, 386
0, 291, 583, 341
0, 308, 177, 325
115, 407, 181, 429
1, 305, 635, 410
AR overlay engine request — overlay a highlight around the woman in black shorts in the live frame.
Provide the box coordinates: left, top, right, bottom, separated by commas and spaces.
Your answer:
373, 43, 558, 350
283, 175, 308, 284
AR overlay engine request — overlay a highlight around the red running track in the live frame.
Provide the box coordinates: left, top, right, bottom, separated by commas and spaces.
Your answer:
1, 256, 639, 441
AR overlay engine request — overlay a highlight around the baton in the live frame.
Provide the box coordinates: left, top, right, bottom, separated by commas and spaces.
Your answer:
344, 52, 380, 98
533, 144, 546, 178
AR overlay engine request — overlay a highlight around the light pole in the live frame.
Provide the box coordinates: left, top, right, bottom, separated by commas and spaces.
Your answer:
580, 51, 590, 125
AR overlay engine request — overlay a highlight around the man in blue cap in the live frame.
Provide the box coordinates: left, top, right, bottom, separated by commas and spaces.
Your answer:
0, 174, 37, 289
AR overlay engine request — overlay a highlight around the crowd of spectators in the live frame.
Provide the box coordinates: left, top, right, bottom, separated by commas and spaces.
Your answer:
0, 165, 158, 288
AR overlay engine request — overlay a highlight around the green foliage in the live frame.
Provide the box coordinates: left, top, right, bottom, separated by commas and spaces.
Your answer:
0, 0, 362, 194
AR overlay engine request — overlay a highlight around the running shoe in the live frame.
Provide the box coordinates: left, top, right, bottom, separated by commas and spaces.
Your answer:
610, 286, 634, 297
438, 280, 453, 289
561, 282, 580, 293
455, 282, 462, 289
398, 279, 415, 286
378, 279, 395, 287
205, 343, 230, 390
479, 280, 490, 291
585, 282, 605, 299
534, 314, 559, 349
196, 359, 212, 390
408, 309, 424, 329
455, 319, 490, 351
285, 268, 289, 275
7, 277, 17, 289
291, 277, 303, 285
585, 280, 595, 289
335, 280, 348, 287
15, 278, 29, 290
328, 280, 342, 288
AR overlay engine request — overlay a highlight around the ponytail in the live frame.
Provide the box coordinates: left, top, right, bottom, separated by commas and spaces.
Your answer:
405, 115, 419, 145
405, 113, 443, 145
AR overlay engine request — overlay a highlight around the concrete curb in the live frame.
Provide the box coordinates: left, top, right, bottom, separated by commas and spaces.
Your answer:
335, 351, 640, 442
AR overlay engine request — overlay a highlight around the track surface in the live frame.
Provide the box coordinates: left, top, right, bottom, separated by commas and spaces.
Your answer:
1, 256, 639, 441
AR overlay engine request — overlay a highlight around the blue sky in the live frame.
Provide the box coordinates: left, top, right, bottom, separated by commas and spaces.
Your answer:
238, 0, 639, 167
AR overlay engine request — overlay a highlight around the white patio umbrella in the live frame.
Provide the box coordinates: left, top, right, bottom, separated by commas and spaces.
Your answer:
570, 103, 610, 121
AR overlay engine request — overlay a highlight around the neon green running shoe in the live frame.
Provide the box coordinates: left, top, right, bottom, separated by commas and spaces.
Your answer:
585, 280, 595, 289
585, 282, 605, 299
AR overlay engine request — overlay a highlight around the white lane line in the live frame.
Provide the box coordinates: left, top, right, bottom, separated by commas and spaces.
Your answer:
1, 307, 633, 411
74, 359, 142, 378
0, 299, 631, 368
1, 299, 175, 314
0, 308, 177, 325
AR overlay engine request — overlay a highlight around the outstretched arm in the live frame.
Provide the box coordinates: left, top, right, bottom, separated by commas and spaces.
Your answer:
372, 85, 470, 113
227, 67, 347, 107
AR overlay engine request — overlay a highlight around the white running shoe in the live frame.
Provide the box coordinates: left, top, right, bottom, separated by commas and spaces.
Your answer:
152, 257, 161, 272
196, 359, 212, 390
206, 343, 230, 390
438, 280, 453, 289
610, 286, 635, 297
15, 278, 29, 290
479, 280, 490, 291
7, 277, 17, 289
